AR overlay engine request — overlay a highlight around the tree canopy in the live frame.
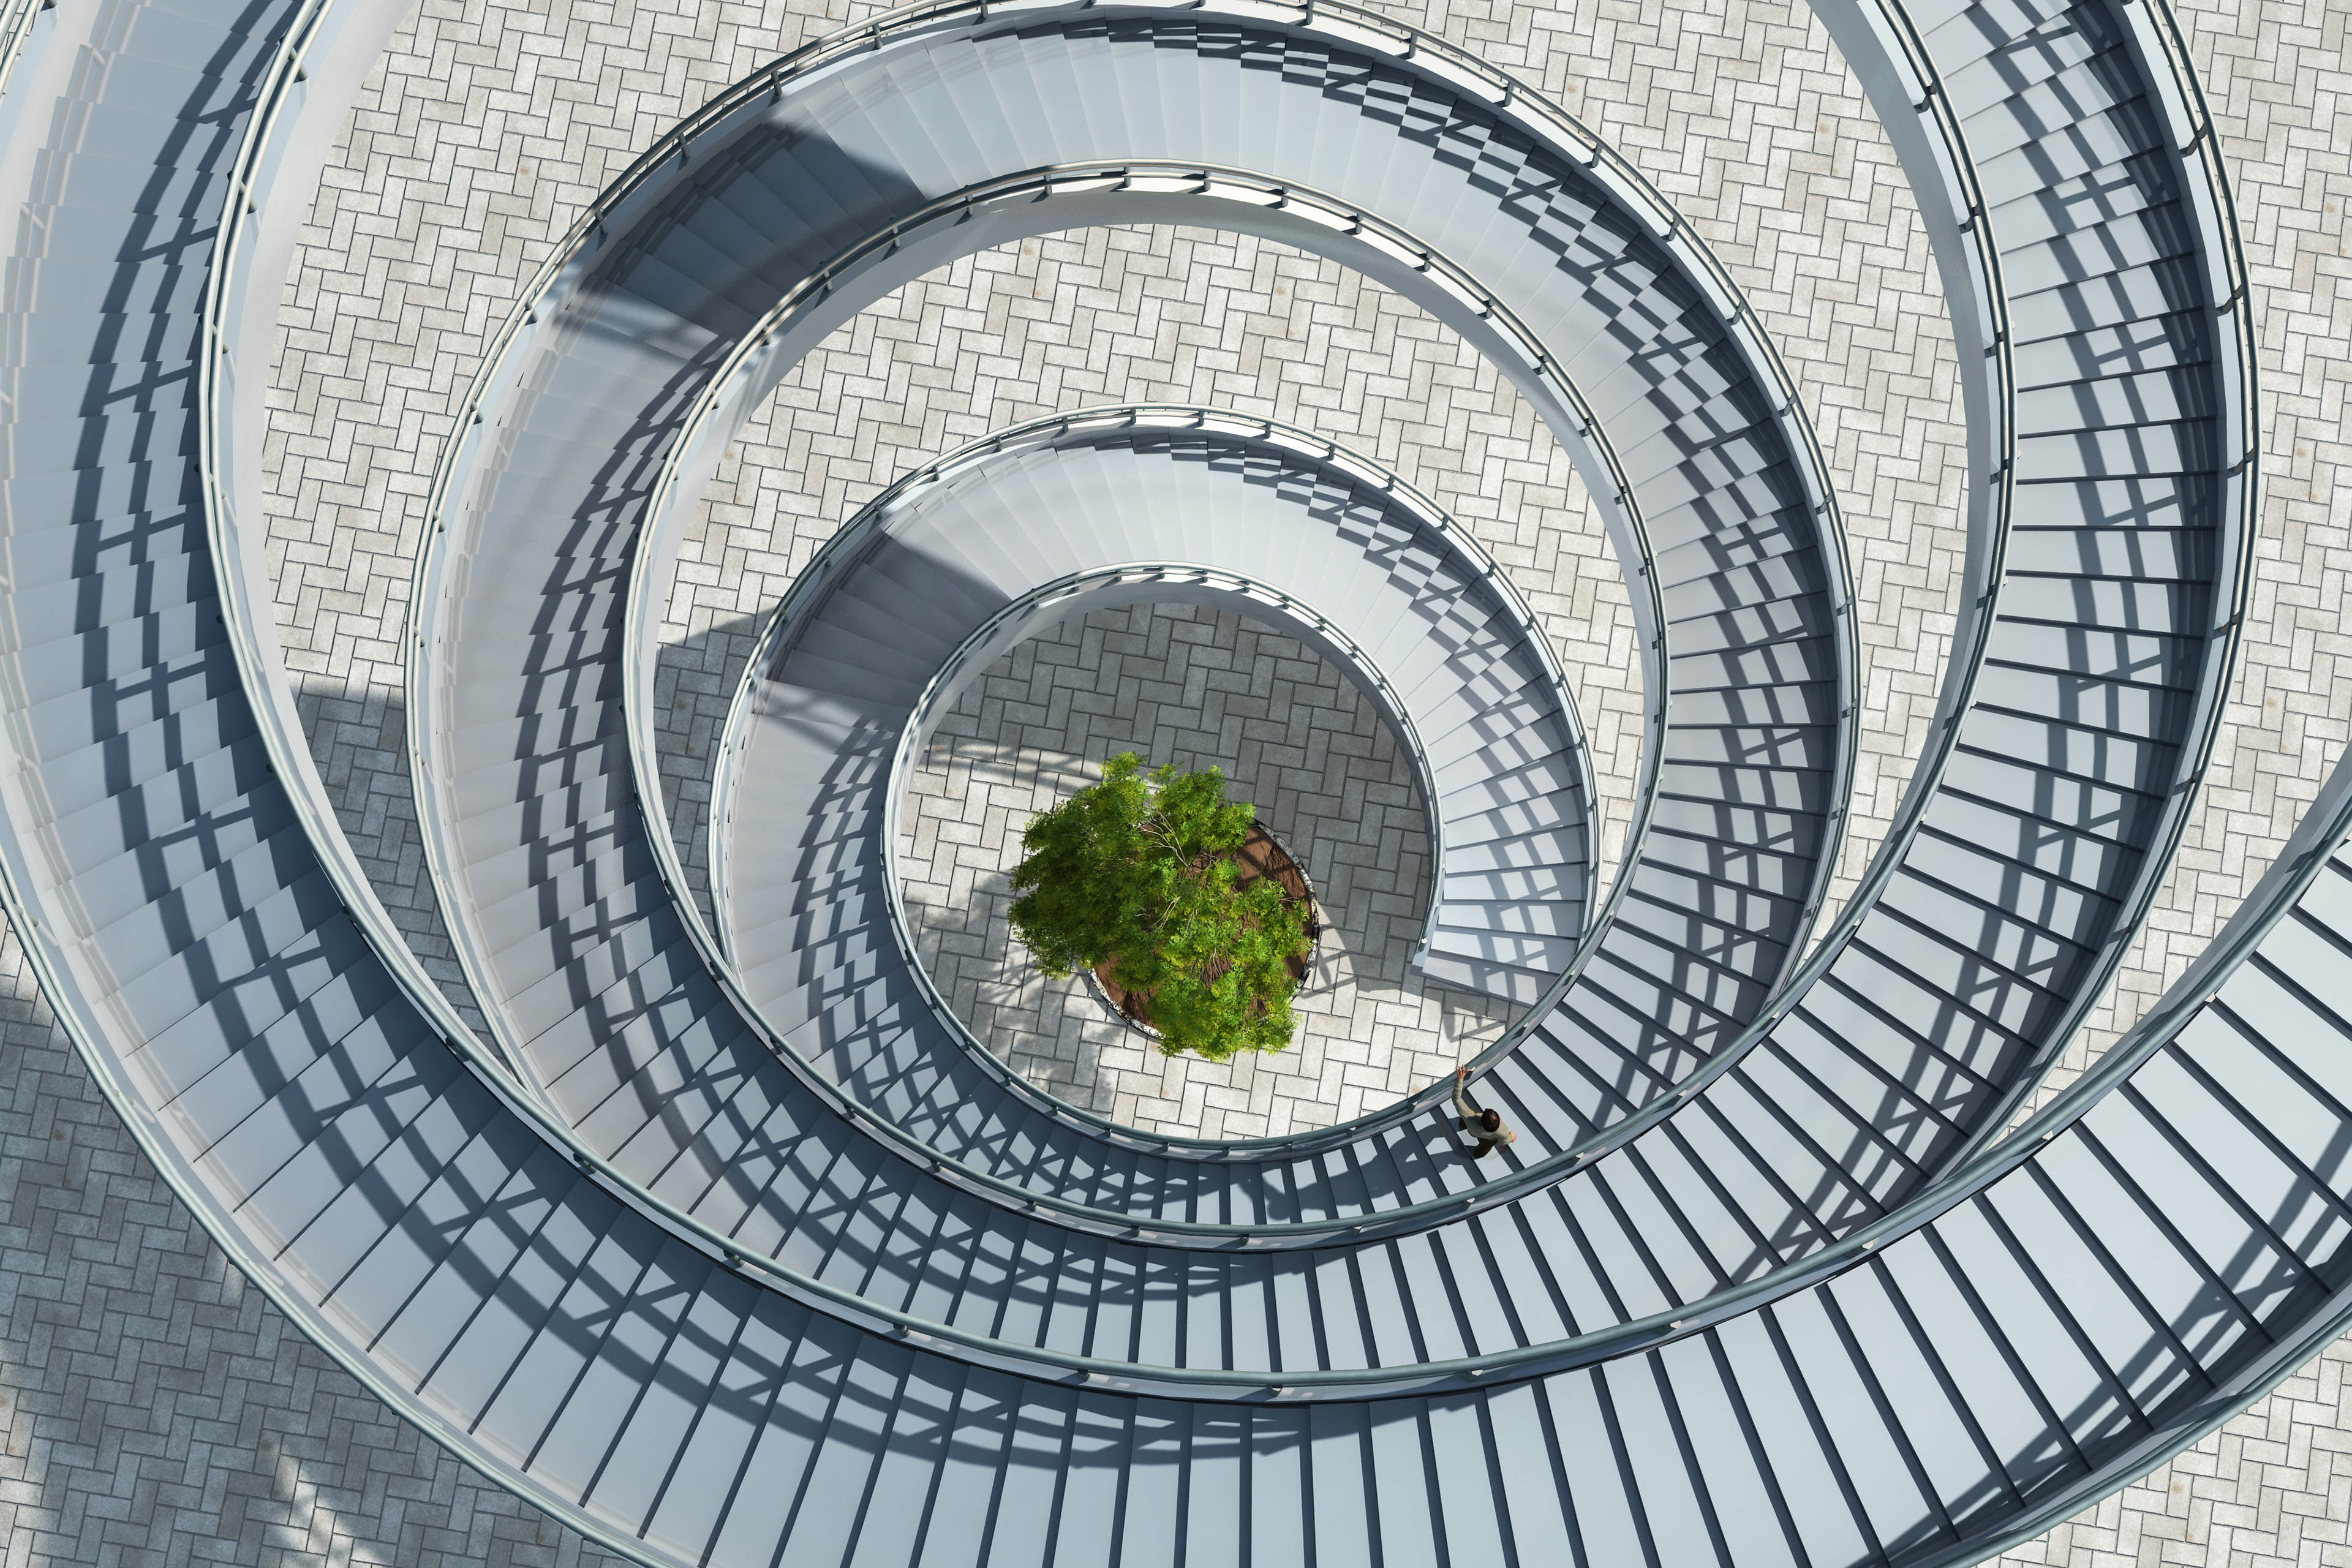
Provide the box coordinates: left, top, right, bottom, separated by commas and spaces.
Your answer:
1008, 753, 1311, 1063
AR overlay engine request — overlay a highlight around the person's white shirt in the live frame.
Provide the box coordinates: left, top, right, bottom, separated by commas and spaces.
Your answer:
1450, 1067, 1518, 1156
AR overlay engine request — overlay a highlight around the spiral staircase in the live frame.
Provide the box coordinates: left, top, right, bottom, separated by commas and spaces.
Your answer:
0, 0, 2324, 1561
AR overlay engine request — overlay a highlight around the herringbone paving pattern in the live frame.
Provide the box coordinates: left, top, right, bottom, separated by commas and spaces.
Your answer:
0, 0, 2335, 1558
896, 603, 1516, 1139
1996, 1349, 2352, 1568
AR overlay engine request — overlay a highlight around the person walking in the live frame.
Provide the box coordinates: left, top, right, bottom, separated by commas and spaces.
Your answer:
1451, 1066, 1518, 1157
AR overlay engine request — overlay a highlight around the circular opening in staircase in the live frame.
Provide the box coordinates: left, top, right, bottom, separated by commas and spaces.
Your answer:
898, 600, 1517, 1141
646, 225, 1651, 967
1083, 819, 1326, 1041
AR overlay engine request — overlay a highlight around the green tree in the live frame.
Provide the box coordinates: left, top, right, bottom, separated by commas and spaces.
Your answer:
1008, 753, 1310, 1063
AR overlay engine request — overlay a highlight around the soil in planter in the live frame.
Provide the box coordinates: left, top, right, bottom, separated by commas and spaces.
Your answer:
1093, 822, 1317, 1031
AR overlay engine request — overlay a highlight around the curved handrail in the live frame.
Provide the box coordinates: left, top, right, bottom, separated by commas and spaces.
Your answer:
396, 10, 1869, 1240
385, 0, 2239, 1379
190, 0, 536, 1099
565, 0, 1872, 1039
611, 162, 1891, 1192
396, 152, 1686, 1244
431, 0, 2244, 1387
872, 557, 1459, 970
394, 0, 2222, 1287
1335, 0, 2264, 1265
39, 707, 2348, 1409
403, 133, 1856, 1246
560, 150, 1691, 1222
378, 7, 1876, 1217
348, 0, 2233, 1262
610, 162, 1655, 1005
862, 416, 1575, 984
701, 401, 1584, 992
34, 709, 2352, 1413
698, 406, 1589, 1142
0, 12, 684, 1568
598, 148, 1850, 1164
0, 0, 48, 107
1861, 0, 2260, 1156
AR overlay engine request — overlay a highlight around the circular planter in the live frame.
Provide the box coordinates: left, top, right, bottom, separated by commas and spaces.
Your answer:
1085, 820, 1324, 1043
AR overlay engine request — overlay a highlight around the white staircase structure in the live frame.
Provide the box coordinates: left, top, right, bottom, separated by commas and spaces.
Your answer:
0, 0, 2291, 1561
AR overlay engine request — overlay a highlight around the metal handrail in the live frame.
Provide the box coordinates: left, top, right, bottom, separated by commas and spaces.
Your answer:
191, 0, 535, 1098
379, 0, 2239, 1354
609, 168, 1627, 986
466, 0, 2269, 1385
1419, 0, 2258, 1246
1905, 0, 2260, 1155
718, 420, 1553, 1092
0, 0, 48, 107
583, 76, 1860, 1167
394, 0, 1860, 1161
94, 703, 2352, 1407
35, 741, 2350, 1408
558, 0, 1868, 998
0, 12, 696, 1568
439, 0, 2267, 1406
314, 0, 2218, 1266
397, 157, 1662, 1244
872, 554, 1455, 969
705, 404, 1591, 1160
861, 428, 1546, 948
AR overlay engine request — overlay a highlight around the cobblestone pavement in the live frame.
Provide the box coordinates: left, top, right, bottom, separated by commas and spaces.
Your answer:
898, 603, 1517, 1139
0, 0, 2334, 1559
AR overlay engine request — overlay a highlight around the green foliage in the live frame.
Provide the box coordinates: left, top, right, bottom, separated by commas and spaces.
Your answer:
1008, 753, 1311, 1063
